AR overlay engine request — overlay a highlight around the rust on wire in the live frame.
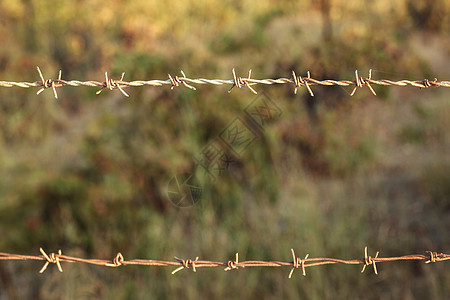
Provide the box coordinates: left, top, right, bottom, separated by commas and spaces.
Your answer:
0, 247, 448, 276
0, 68, 448, 98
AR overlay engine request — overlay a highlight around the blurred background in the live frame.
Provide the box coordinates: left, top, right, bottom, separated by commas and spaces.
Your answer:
0, 0, 449, 299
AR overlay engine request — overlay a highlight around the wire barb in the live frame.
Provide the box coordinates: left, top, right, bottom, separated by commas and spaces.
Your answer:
225, 253, 240, 271
425, 251, 446, 264
421, 78, 438, 88
36, 66, 63, 99
168, 70, 197, 90
96, 72, 129, 97
172, 256, 199, 274
361, 246, 379, 275
105, 253, 125, 267
292, 70, 314, 96
228, 69, 258, 94
351, 69, 377, 96
39, 248, 63, 273
288, 249, 309, 278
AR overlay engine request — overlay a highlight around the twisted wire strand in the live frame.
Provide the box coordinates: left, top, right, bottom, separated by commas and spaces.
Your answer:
0, 247, 448, 277
0, 67, 448, 99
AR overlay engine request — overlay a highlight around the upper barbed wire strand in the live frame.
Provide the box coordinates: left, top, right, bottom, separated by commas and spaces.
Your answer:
0, 67, 448, 99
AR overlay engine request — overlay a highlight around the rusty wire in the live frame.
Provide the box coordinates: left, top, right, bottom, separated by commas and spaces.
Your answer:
0, 67, 448, 99
0, 247, 448, 277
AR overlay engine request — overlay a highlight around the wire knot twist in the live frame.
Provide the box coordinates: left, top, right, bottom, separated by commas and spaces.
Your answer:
172, 256, 199, 274
96, 72, 129, 97
224, 253, 240, 271
292, 70, 314, 96
105, 253, 125, 267
39, 248, 63, 273
361, 246, 379, 274
425, 251, 444, 263
288, 249, 309, 278
351, 69, 376, 96
228, 69, 258, 94
36, 67, 63, 99
421, 78, 438, 88
168, 71, 196, 90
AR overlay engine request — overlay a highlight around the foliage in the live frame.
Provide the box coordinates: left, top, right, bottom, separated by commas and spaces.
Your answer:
0, 0, 449, 299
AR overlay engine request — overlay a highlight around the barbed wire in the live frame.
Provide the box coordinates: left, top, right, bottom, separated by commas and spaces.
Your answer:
0, 67, 448, 99
0, 247, 448, 277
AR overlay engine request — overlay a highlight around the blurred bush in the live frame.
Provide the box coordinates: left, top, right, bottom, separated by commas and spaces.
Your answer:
0, 0, 449, 299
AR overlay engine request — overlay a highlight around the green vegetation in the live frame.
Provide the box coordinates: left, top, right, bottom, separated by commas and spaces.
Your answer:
0, 0, 449, 298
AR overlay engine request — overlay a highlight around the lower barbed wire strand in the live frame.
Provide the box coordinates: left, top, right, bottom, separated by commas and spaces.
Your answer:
0, 248, 448, 276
